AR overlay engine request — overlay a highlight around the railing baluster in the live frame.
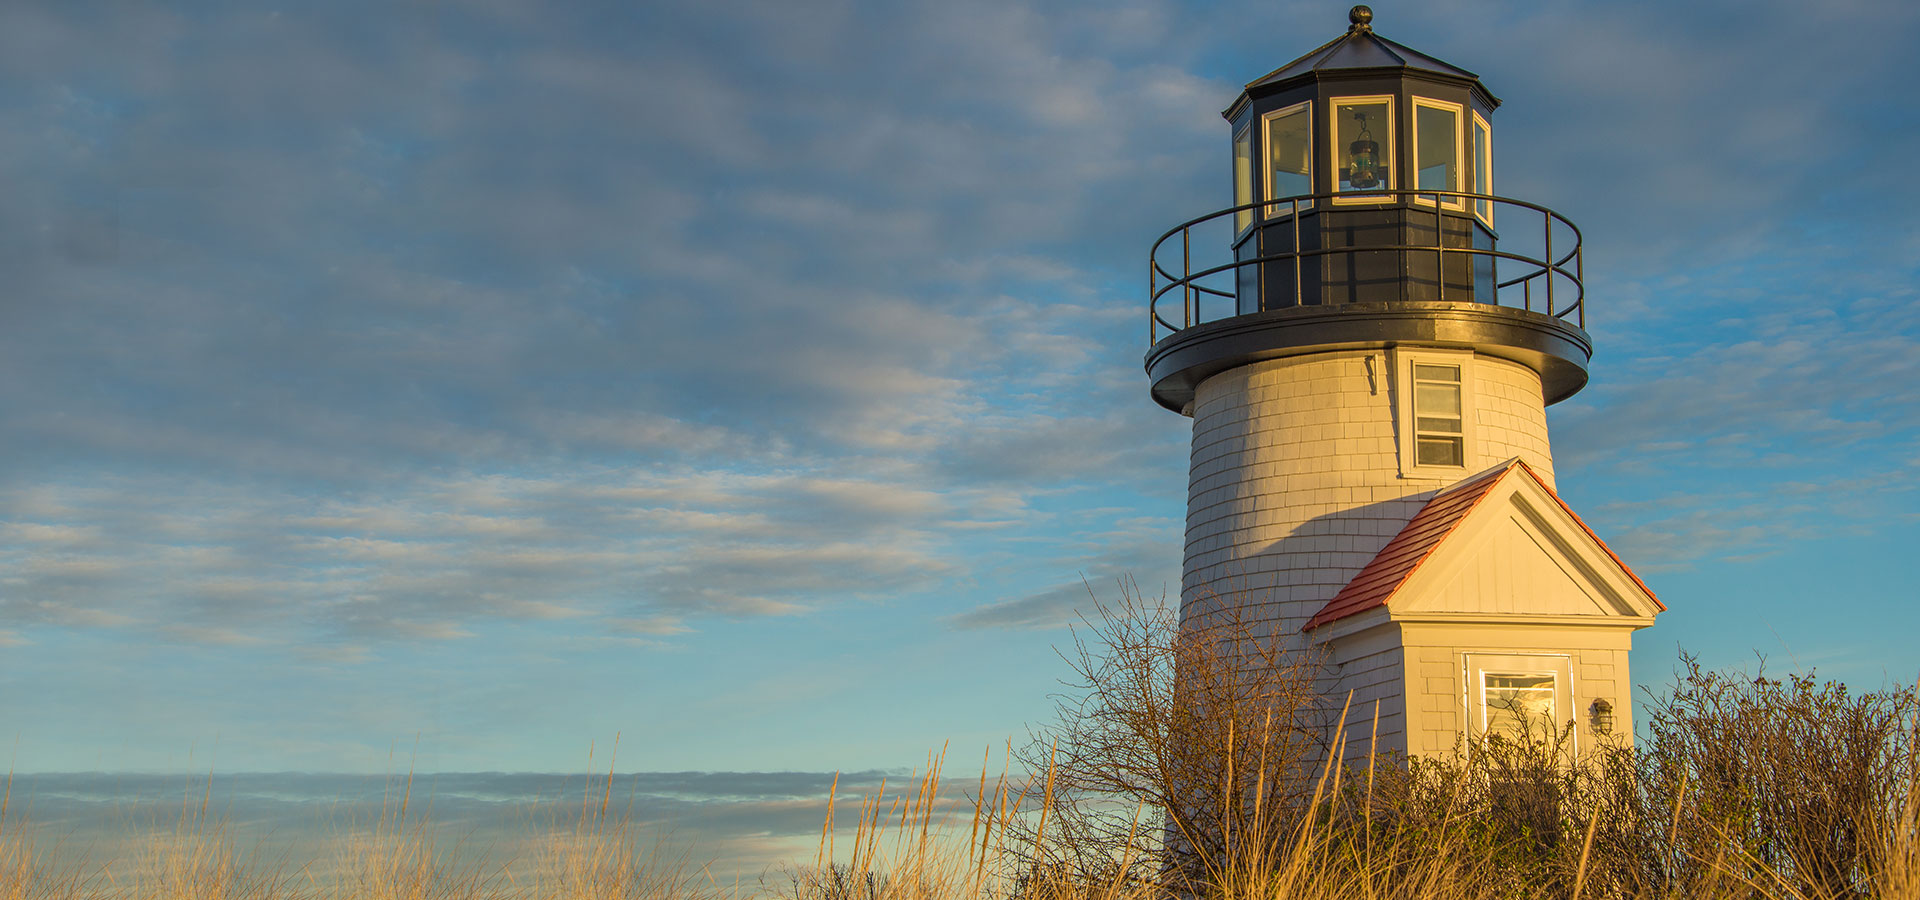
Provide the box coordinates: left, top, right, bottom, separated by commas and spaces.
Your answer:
1182, 229, 1192, 328
1435, 196, 1445, 303
1544, 213, 1554, 316
1148, 257, 1157, 344
1293, 198, 1302, 308
1576, 243, 1586, 329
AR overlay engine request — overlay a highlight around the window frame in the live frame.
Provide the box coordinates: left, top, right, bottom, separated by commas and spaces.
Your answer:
1233, 120, 1255, 235
1394, 348, 1475, 479
1470, 111, 1494, 227
1329, 94, 1395, 205
1261, 100, 1314, 219
1463, 653, 1575, 757
1412, 362, 1466, 467
1411, 97, 1467, 211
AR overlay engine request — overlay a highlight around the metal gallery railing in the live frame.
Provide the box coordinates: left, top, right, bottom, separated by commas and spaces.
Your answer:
1148, 189, 1584, 345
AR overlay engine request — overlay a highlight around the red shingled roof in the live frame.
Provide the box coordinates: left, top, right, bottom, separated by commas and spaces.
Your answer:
1303, 465, 1509, 631
1302, 460, 1662, 632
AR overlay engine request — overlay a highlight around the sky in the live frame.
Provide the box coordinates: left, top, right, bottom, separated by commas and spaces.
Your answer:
3, 0, 1920, 865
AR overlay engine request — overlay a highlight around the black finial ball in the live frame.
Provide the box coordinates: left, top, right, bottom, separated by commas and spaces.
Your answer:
1349, 5, 1373, 27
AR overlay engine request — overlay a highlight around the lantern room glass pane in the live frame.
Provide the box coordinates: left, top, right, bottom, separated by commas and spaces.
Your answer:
1233, 124, 1253, 232
1333, 98, 1391, 195
1484, 673, 1556, 743
1264, 103, 1312, 212
1415, 101, 1460, 198
1471, 114, 1492, 223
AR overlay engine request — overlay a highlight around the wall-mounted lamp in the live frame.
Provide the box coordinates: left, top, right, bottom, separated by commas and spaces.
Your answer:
1589, 699, 1615, 736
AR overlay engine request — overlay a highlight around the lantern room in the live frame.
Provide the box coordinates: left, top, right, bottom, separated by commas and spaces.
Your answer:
1147, 6, 1592, 417
1226, 4, 1496, 310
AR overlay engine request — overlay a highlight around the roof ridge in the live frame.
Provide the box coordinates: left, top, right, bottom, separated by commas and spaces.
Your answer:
1244, 31, 1349, 89
1365, 31, 1409, 67
1373, 32, 1480, 78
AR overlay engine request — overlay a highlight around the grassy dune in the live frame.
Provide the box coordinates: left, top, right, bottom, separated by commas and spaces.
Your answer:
3, 729, 1916, 899
0, 744, 721, 900
4, 662, 1916, 898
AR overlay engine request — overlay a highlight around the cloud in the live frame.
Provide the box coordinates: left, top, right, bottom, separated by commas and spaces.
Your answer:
0, 0, 1224, 489
1556, 285, 1920, 472
160, 624, 277, 647
951, 581, 1097, 631
952, 526, 1180, 630
609, 615, 694, 637
0, 464, 1005, 647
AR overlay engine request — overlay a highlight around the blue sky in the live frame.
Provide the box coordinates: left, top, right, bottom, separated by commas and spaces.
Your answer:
3, 0, 1919, 804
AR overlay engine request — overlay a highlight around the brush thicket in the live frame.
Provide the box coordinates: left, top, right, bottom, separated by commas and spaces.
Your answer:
1, 614, 1914, 900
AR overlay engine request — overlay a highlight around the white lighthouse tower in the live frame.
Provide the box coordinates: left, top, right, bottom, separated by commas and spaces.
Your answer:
1146, 7, 1662, 759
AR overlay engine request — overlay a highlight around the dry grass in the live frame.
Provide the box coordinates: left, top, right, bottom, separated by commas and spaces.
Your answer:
2, 642, 1915, 900
768, 658, 1920, 900
4, 713, 1917, 900
0, 735, 720, 900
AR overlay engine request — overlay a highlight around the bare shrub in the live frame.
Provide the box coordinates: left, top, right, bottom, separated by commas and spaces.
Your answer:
1012, 586, 1920, 900
1012, 579, 1333, 891
1616, 657, 1920, 899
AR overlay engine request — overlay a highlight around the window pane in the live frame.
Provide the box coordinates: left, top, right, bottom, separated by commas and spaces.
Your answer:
1466, 121, 1477, 194
1266, 105, 1311, 206
1485, 673, 1556, 742
1334, 99, 1391, 193
1472, 118, 1492, 222
1234, 126, 1253, 231
1415, 103, 1459, 194
1414, 363, 1459, 382
1415, 384, 1461, 418
1416, 436, 1463, 467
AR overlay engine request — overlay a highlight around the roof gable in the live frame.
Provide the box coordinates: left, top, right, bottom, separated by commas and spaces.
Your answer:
1304, 460, 1662, 632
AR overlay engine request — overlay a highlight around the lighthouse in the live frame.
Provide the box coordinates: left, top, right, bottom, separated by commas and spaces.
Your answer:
1146, 7, 1662, 759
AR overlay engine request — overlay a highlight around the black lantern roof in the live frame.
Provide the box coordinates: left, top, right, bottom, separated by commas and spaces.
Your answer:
1226, 6, 1498, 118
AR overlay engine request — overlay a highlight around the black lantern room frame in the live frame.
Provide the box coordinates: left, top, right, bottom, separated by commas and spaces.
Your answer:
1148, 7, 1585, 346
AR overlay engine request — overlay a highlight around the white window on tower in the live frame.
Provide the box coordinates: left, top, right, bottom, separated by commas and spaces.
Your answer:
1395, 349, 1474, 478
1412, 363, 1465, 467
